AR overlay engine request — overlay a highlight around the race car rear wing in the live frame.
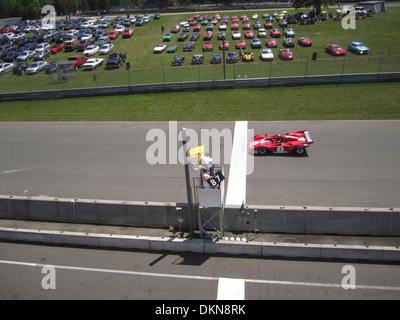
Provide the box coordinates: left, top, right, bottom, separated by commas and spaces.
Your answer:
304, 130, 313, 143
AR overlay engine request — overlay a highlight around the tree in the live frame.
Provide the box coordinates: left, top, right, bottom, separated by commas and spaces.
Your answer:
293, 0, 335, 14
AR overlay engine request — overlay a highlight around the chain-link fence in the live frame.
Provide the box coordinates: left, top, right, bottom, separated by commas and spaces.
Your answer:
1, 49, 399, 93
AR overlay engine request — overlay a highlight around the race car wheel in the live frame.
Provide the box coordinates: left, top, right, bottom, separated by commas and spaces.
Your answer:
295, 148, 305, 155
258, 147, 268, 155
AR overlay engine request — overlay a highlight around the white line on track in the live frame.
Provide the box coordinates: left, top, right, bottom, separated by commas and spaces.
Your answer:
1, 259, 400, 292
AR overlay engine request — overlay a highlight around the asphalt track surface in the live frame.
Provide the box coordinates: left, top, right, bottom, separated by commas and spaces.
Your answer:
0, 120, 399, 208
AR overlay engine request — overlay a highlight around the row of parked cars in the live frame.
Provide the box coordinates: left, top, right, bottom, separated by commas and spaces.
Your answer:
0, 14, 144, 75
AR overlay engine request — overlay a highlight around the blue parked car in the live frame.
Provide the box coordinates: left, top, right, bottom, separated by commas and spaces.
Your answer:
348, 42, 369, 55
250, 38, 262, 49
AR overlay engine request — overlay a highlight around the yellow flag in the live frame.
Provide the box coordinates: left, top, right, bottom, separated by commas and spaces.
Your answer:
188, 145, 204, 158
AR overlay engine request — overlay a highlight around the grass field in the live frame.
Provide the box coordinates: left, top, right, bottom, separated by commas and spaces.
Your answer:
1, 82, 399, 121
0, 7, 399, 121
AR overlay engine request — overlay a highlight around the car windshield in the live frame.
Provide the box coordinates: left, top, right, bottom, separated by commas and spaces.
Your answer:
333, 45, 343, 49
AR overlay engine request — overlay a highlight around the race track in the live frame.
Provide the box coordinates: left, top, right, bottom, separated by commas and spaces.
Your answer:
0, 121, 399, 208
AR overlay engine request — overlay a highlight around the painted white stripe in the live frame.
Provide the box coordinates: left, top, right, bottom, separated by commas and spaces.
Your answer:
1, 259, 400, 292
225, 121, 248, 206
217, 277, 245, 300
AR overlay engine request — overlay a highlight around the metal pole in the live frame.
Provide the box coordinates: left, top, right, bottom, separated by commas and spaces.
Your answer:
222, 39, 226, 80
181, 128, 194, 236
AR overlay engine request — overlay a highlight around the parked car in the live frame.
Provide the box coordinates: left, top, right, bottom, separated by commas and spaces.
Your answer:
171, 54, 185, 66
183, 41, 195, 51
122, 28, 134, 38
232, 31, 241, 40
266, 38, 277, 48
284, 29, 295, 37
83, 45, 99, 57
67, 55, 88, 69
167, 45, 178, 53
171, 25, 180, 33
99, 43, 114, 55
13, 61, 29, 74
257, 28, 267, 38
106, 52, 126, 68
297, 37, 312, 47
250, 38, 262, 49
219, 41, 229, 50
108, 30, 119, 40
163, 33, 173, 41
241, 51, 254, 62
270, 29, 281, 38
191, 53, 204, 64
348, 42, 369, 55
202, 42, 213, 51
25, 60, 48, 74
260, 48, 274, 61
50, 43, 64, 54
244, 31, 254, 39
0, 62, 13, 75
16, 50, 35, 61
283, 38, 295, 48
325, 44, 346, 56
81, 58, 104, 70
279, 48, 294, 60
226, 51, 238, 63
33, 48, 51, 60
236, 40, 246, 50
64, 38, 79, 51
210, 53, 222, 64
203, 31, 213, 40
153, 44, 166, 53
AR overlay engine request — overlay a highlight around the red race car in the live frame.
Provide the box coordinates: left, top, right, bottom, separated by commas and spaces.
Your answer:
248, 130, 314, 155
325, 44, 346, 56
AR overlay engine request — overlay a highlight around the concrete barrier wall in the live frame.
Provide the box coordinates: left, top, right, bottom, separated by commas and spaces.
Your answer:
0, 195, 399, 236
1, 226, 400, 262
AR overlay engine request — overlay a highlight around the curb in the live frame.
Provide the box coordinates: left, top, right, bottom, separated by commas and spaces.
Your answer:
1, 227, 400, 262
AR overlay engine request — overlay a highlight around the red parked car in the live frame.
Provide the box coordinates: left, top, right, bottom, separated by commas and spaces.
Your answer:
236, 40, 246, 49
298, 37, 312, 47
171, 25, 180, 33
219, 41, 229, 50
50, 43, 64, 54
266, 38, 277, 48
108, 30, 119, 40
248, 130, 314, 155
122, 28, 134, 38
325, 44, 346, 56
67, 55, 88, 69
264, 21, 273, 29
244, 31, 254, 39
279, 48, 294, 60
202, 43, 213, 51
270, 29, 281, 38
203, 31, 213, 40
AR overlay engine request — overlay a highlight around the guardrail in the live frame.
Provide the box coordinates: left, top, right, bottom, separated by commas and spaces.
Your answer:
1, 72, 399, 102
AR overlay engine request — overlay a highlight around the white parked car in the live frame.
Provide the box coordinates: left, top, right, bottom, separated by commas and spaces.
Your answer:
153, 44, 166, 53
99, 43, 114, 55
17, 50, 35, 61
260, 48, 274, 61
25, 61, 48, 74
232, 31, 241, 40
83, 45, 99, 56
36, 42, 50, 51
81, 33, 93, 41
115, 25, 125, 33
0, 63, 14, 75
257, 28, 267, 38
81, 58, 104, 70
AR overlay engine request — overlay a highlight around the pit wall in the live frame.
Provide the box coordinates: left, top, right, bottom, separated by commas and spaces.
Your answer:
0, 195, 399, 236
